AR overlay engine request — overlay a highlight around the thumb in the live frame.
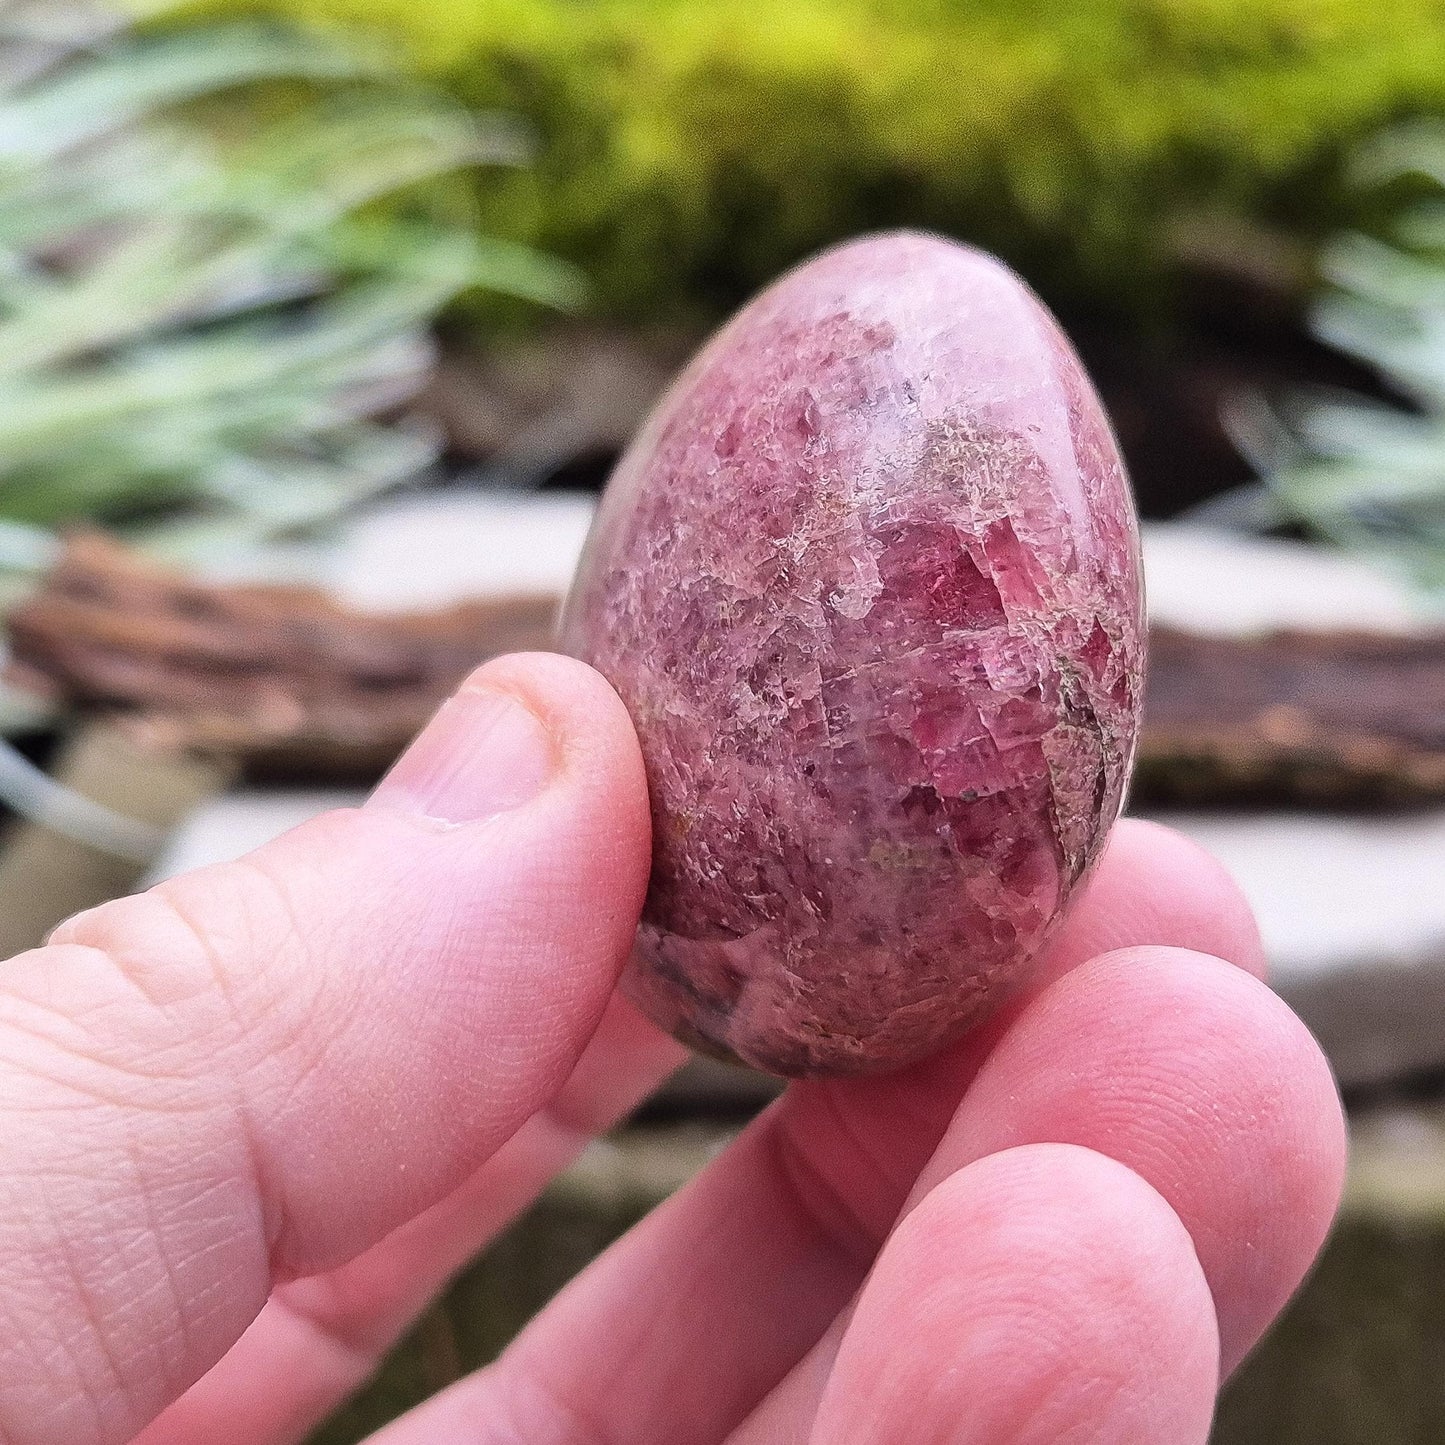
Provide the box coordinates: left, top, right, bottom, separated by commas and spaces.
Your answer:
0, 653, 651, 1445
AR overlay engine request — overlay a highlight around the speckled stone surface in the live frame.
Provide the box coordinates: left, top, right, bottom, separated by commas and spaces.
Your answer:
562, 232, 1143, 1077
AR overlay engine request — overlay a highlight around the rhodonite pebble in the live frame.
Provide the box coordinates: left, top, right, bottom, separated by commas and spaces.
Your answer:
561, 231, 1144, 1077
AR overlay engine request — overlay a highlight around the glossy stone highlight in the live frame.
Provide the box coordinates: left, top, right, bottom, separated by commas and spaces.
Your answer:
561, 232, 1144, 1077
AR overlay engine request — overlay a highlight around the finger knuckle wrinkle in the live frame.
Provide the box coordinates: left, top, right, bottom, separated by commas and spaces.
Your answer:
767, 1109, 881, 1267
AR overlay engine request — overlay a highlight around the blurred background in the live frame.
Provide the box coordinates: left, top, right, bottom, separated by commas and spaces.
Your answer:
3, 2, 1445, 1439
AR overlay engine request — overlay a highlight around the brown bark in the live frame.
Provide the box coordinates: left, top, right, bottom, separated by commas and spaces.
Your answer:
1138, 626, 1445, 806
6, 533, 558, 781
11, 535, 1445, 805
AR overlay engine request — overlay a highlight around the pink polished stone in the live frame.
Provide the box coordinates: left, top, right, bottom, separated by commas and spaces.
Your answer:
561, 231, 1144, 1077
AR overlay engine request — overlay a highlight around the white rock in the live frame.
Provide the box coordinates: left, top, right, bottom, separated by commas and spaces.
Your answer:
1140, 523, 1425, 636
205, 492, 1436, 637
1159, 809, 1445, 1087
148, 791, 365, 882
323, 505, 1432, 636
151, 789, 1445, 1088
152, 506, 1445, 1088
327, 492, 596, 611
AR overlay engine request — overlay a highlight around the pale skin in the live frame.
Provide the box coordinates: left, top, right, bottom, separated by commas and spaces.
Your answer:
0, 652, 1345, 1445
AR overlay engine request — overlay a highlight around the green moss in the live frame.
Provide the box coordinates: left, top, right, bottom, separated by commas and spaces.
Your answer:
139, 1, 1445, 321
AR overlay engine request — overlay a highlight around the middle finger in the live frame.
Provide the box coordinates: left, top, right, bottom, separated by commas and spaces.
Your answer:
365, 821, 1266, 1445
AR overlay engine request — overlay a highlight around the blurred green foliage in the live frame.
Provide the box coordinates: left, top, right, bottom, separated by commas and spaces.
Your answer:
1240, 123, 1445, 594
141, 0, 1445, 322
0, 4, 579, 561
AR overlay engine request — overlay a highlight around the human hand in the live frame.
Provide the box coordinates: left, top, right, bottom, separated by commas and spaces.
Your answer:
0, 653, 1344, 1445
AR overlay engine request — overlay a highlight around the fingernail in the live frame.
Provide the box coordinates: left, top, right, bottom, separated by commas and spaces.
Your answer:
370, 686, 556, 823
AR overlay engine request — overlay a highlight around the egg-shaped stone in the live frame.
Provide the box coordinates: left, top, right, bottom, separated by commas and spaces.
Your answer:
561, 231, 1144, 1077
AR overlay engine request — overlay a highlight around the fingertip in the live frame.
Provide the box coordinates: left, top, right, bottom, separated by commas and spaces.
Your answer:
473, 650, 653, 896
815, 1143, 1218, 1445
1121, 820, 1269, 978
374, 651, 648, 826
956, 946, 1346, 1374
